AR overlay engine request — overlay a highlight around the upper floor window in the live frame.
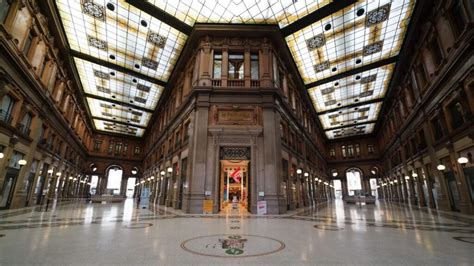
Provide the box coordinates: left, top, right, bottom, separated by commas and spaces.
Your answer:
115, 143, 122, 155
0, 94, 14, 123
19, 112, 32, 135
0, 0, 11, 23
355, 144, 360, 157
213, 52, 222, 78
250, 54, 259, 80
108, 141, 114, 154
134, 146, 140, 155
449, 2, 467, 37
347, 145, 354, 157
448, 102, 465, 129
431, 117, 444, 140
341, 145, 347, 158
329, 149, 335, 158
368, 145, 375, 154
228, 53, 244, 79
429, 38, 443, 67
23, 32, 34, 56
123, 144, 128, 155
93, 140, 102, 151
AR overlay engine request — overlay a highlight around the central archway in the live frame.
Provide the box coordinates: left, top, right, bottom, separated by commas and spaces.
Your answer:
346, 168, 362, 196
106, 165, 123, 195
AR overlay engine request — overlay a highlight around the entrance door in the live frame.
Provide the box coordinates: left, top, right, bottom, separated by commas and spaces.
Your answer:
0, 168, 19, 209
219, 160, 249, 212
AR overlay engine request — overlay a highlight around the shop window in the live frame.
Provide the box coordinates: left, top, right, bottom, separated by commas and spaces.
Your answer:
0, 0, 11, 23
228, 54, 244, 79
448, 102, 465, 129
251, 53, 259, 79
213, 52, 222, 78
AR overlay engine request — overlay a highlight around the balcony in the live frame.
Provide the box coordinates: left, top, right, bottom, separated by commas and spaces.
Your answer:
211, 79, 222, 87
227, 79, 244, 87
0, 111, 12, 124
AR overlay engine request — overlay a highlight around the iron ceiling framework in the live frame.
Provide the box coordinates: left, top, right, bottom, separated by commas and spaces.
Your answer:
54, 0, 416, 139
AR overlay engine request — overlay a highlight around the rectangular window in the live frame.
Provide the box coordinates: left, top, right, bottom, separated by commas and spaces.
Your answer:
250, 54, 259, 80
450, 3, 466, 37
341, 145, 347, 158
431, 118, 444, 140
355, 144, 360, 157
115, 143, 122, 155
368, 145, 375, 154
213, 52, 222, 78
23, 32, 33, 56
449, 102, 465, 129
123, 144, 128, 155
134, 146, 140, 155
108, 141, 114, 154
0, 0, 11, 23
429, 39, 443, 67
228, 53, 244, 79
329, 149, 335, 158
0, 94, 14, 123
347, 145, 354, 157
93, 140, 101, 151
20, 113, 32, 135
415, 63, 427, 89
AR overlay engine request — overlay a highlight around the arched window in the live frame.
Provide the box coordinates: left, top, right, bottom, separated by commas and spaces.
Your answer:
346, 168, 362, 196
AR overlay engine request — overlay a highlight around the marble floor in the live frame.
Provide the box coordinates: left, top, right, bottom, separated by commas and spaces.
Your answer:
0, 199, 473, 265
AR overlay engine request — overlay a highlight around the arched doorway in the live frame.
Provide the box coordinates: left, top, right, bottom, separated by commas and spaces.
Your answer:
346, 168, 362, 196
106, 165, 123, 195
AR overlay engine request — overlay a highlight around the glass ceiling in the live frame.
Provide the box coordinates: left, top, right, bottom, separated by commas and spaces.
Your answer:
55, 0, 416, 138
56, 0, 187, 136
147, 0, 332, 27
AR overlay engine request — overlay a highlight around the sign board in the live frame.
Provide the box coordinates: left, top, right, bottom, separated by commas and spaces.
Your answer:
140, 188, 150, 209
203, 199, 214, 214
258, 191, 265, 197
205, 190, 212, 196
257, 201, 267, 215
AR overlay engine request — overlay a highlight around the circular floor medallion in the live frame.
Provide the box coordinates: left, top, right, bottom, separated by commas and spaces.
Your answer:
124, 223, 153, 229
181, 234, 285, 258
452, 236, 474, 244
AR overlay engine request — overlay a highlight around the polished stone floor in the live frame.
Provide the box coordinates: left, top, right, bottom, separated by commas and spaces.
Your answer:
0, 199, 473, 265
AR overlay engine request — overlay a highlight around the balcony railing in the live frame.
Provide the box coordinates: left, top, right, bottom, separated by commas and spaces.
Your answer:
211, 79, 222, 87
250, 80, 260, 87
228, 79, 244, 87
0, 111, 12, 124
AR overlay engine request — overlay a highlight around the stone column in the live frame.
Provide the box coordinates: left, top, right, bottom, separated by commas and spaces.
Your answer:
183, 97, 209, 213
421, 119, 451, 211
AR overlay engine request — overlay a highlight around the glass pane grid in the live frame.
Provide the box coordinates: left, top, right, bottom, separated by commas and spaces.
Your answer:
308, 63, 394, 113
74, 57, 163, 110
149, 0, 330, 27
319, 102, 381, 129
287, 0, 415, 83
93, 118, 145, 137
326, 122, 375, 139
56, 0, 188, 82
